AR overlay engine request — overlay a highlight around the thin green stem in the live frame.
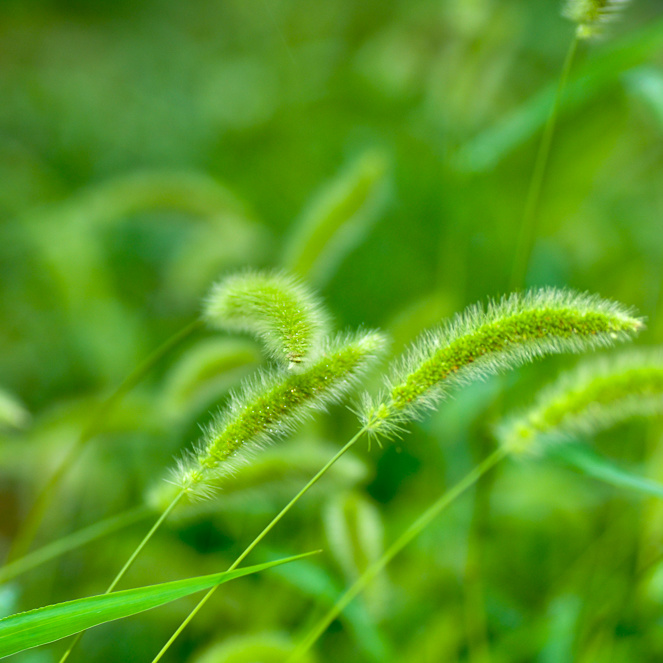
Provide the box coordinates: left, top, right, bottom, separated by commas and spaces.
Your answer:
509, 35, 579, 291
287, 446, 508, 662
149, 426, 369, 663
0, 506, 150, 585
58, 491, 185, 663
7, 318, 204, 564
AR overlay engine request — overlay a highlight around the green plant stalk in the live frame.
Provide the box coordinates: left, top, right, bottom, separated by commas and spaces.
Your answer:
148, 425, 369, 663
7, 318, 204, 564
0, 506, 150, 585
509, 35, 579, 291
286, 446, 508, 662
462, 428, 499, 663
57, 491, 186, 663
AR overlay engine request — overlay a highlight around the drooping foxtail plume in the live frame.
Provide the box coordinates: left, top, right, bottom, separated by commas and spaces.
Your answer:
154, 330, 387, 505
498, 347, 663, 454
361, 289, 643, 437
204, 270, 330, 369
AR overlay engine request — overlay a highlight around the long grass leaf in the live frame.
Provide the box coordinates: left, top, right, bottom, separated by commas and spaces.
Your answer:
455, 17, 663, 172
551, 444, 663, 499
0, 553, 314, 658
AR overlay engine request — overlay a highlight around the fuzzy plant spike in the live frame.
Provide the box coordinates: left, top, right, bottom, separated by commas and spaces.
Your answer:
361, 289, 643, 438
170, 330, 387, 502
204, 271, 330, 369
563, 0, 632, 39
498, 348, 663, 454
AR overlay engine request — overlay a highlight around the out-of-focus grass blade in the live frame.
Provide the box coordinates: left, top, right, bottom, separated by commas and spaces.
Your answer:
282, 150, 389, 285
265, 550, 390, 662
624, 67, 663, 129
0, 389, 29, 431
550, 444, 663, 500
0, 507, 150, 585
456, 17, 663, 172
161, 338, 261, 418
0, 552, 315, 659
322, 492, 386, 616
189, 632, 317, 663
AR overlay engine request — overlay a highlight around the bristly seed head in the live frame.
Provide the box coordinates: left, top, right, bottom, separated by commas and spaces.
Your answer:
203, 270, 330, 369
153, 330, 387, 505
498, 347, 663, 454
563, 0, 632, 39
361, 288, 643, 438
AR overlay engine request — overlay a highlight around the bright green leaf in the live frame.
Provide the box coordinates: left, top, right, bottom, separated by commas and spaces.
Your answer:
0, 552, 315, 659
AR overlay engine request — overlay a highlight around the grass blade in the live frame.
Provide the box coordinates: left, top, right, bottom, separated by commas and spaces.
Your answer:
0, 552, 315, 659
455, 16, 663, 172
551, 444, 663, 500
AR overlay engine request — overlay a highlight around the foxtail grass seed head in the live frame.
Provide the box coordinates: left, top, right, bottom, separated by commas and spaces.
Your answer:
563, 0, 632, 39
498, 348, 663, 454
361, 289, 643, 438
159, 330, 387, 504
204, 270, 330, 369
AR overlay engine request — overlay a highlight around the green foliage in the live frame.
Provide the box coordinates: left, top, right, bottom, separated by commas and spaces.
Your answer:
0, 389, 29, 431
551, 444, 663, 499
2, 1, 663, 662
0, 554, 313, 659
160, 338, 261, 419
282, 151, 389, 285
322, 492, 386, 616
189, 633, 317, 663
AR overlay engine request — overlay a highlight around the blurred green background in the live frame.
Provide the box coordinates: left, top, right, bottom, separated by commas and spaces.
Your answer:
2, 0, 663, 661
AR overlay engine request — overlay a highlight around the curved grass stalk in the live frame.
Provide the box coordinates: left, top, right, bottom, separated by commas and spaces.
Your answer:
509, 34, 579, 290
152, 288, 641, 660
149, 426, 369, 663
286, 447, 508, 662
0, 507, 150, 586
168, 330, 386, 503
7, 318, 205, 564
286, 289, 640, 657
286, 339, 656, 659
290, 340, 658, 659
